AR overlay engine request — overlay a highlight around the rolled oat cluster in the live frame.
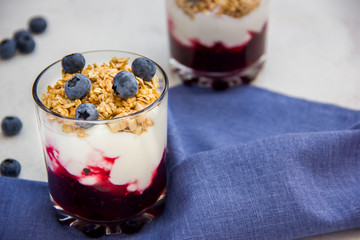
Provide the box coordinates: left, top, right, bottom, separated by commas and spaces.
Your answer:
176, 0, 261, 18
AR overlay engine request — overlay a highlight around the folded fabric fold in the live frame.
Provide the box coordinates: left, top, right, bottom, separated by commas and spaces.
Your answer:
162, 130, 360, 239
167, 85, 360, 169
1, 85, 360, 239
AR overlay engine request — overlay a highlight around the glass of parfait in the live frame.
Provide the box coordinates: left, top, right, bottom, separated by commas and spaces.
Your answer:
32, 50, 168, 237
167, 0, 269, 90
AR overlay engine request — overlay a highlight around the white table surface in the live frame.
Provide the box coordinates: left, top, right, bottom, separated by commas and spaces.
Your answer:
1, 0, 360, 239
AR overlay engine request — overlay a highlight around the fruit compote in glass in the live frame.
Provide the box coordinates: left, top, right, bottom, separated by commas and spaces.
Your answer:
167, 0, 269, 90
32, 50, 168, 237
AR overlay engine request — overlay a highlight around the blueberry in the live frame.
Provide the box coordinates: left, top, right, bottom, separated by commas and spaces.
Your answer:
16, 33, 36, 53
62, 53, 86, 74
131, 57, 156, 81
1, 159, 21, 177
13, 29, 31, 42
1, 116, 22, 136
0, 39, 16, 59
112, 71, 139, 99
65, 74, 91, 100
29, 17, 47, 34
75, 103, 99, 128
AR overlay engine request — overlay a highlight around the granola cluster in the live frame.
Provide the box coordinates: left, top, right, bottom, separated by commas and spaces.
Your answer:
176, 0, 261, 18
42, 57, 161, 136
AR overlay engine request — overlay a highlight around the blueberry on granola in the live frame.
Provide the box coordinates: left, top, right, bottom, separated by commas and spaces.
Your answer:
62, 53, 86, 74
112, 71, 139, 99
75, 103, 99, 128
16, 33, 36, 53
65, 74, 91, 100
1, 158, 21, 177
29, 17, 47, 34
0, 39, 16, 59
131, 57, 156, 81
1, 116, 22, 136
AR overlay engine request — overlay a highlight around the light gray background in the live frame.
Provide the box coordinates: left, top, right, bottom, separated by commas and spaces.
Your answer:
0, 0, 359, 239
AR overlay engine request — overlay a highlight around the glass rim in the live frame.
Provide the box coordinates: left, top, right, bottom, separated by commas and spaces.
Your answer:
32, 49, 169, 124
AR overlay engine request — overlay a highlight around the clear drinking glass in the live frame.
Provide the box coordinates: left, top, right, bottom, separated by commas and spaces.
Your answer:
32, 50, 168, 237
166, 0, 269, 90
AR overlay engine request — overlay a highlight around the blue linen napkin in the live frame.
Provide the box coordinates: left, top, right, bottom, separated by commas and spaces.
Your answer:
1, 85, 360, 240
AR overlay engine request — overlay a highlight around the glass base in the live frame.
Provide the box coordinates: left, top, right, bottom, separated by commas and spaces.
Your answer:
50, 192, 166, 238
170, 56, 266, 90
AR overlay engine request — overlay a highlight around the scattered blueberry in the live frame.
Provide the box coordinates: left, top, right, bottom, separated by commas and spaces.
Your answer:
1, 159, 21, 177
13, 29, 31, 42
131, 57, 156, 81
112, 71, 139, 99
16, 33, 36, 53
1, 116, 22, 136
0, 39, 16, 59
29, 17, 47, 34
62, 53, 86, 74
75, 103, 99, 128
65, 74, 91, 100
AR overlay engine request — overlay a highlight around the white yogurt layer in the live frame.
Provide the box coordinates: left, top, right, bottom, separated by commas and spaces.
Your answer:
42, 103, 167, 193
167, 0, 269, 48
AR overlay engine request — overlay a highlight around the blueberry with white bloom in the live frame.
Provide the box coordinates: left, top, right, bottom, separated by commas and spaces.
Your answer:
75, 103, 99, 128
62, 53, 86, 73
112, 71, 139, 99
131, 57, 156, 81
65, 74, 91, 100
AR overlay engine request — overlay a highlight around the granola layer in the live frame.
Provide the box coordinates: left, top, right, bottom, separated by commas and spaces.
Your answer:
41, 57, 161, 136
176, 0, 261, 18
